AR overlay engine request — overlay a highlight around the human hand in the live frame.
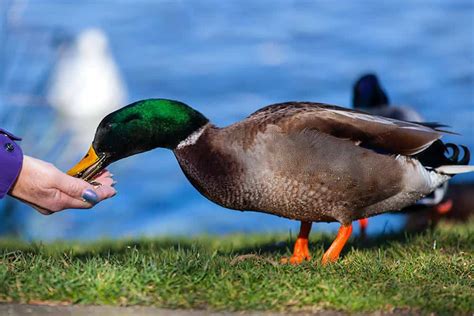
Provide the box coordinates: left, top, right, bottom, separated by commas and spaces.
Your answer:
9, 156, 116, 215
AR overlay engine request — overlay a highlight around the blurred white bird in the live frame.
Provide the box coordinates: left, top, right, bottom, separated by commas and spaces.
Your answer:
47, 28, 127, 145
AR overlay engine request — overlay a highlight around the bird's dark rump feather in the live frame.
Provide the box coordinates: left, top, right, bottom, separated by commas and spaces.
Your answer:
416, 140, 470, 168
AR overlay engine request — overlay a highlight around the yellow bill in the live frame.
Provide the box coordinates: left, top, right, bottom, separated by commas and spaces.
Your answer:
67, 145, 101, 179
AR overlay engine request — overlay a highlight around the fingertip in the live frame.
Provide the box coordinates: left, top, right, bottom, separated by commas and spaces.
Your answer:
108, 187, 117, 197
94, 170, 113, 181
93, 177, 114, 187
96, 185, 117, 200
82, 189, 99, 204
100, 170, 112, 178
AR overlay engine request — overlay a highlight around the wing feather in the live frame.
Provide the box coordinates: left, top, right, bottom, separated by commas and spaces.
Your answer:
248, 102, 444, 155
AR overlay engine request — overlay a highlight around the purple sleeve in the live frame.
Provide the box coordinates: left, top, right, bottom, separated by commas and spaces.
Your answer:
0, 129, 23, 199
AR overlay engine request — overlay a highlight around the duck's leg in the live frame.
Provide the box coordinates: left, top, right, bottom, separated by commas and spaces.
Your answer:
321, 224, 353, 265
358, 218, 368, 237
282, 221, 312, 264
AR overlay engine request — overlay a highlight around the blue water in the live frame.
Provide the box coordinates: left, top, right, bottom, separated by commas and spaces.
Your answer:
0, 0, 473, 241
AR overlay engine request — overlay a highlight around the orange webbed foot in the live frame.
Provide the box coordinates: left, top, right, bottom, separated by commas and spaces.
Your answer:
281, 237, 311, 264
281, 221, 312, 265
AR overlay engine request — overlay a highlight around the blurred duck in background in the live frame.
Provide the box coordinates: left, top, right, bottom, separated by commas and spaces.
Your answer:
352, 74, 423, 122
406, 183, 474, 232
352, 73, 453, 235
47, 28, 127, 148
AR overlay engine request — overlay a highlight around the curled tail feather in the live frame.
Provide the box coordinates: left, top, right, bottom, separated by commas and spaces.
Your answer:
416, 140, 470, 169
444, 144, 470, 165
418, 140, 474, 175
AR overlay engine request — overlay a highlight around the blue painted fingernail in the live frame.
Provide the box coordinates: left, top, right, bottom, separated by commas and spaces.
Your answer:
82, 189, 99, 204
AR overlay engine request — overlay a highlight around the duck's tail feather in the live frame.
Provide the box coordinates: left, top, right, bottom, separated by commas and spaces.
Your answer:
416, 140, 470, 169
435, 165, 474, 175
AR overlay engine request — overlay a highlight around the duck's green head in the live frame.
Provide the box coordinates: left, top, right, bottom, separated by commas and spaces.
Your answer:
67, 98, 209, 180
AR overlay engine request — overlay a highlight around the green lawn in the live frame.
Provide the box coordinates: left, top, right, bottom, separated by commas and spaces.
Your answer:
0, 220, 473, 315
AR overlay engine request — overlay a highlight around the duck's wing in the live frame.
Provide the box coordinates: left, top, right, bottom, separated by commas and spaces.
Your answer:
247, 102, 444, 155
370, 106, 424, 123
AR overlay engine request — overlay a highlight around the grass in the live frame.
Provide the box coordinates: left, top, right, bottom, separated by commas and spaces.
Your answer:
0, 220, 473, 315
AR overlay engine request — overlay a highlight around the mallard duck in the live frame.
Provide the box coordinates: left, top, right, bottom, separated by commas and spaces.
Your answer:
353, 73, 453, 234
67, 99, 473, 264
